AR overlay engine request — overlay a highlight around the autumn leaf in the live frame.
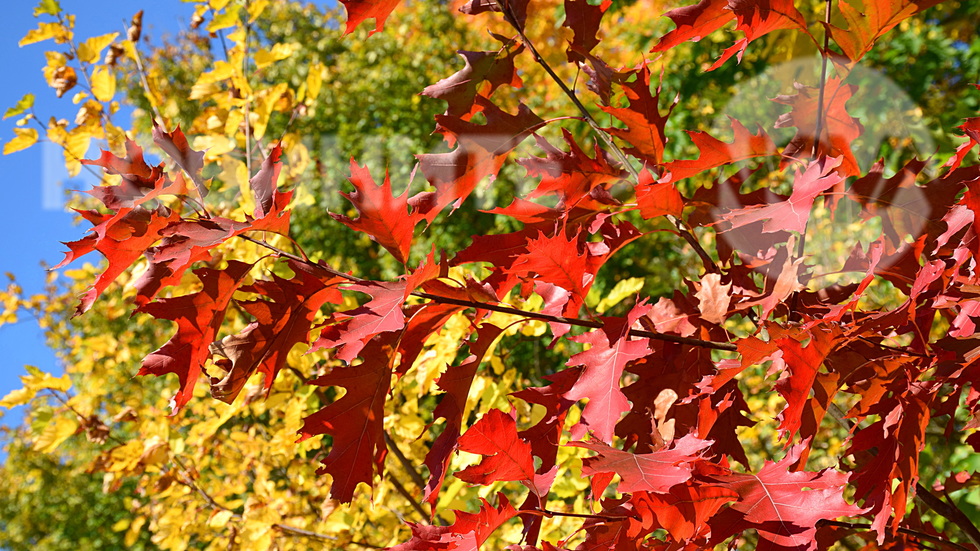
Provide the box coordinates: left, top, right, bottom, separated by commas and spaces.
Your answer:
339, 0, 401, 35
573, 434, 712, 494
331, 159, 423, 264
137, 261, 253, 413
455, 408, 536, 485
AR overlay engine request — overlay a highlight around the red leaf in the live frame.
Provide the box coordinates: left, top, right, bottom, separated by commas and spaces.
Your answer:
774, 78, 863, 176
417, 99, 543, 221
137, 261, 252, 413
774, 326, 839, 440
456, 408, 536, 485
718, 157, 845, 235
663, 117, 776, 182
562, 0, 611, 62
249, 143, 287, 219
314, 280, 408, 362
332, 159, 423, 264
636, 168, 684, 220
829, 0, 943, 62
208, 260, 343, 403
708, 0, 810, 71
708, 441, 865, 549
633, 484, 738, 541
152, 124, 207, 198
600, 65, 675, 163
572, 434, 712, 494
563, 302, 653, 443
422, 40, 523, 119
424, 323, 504, 507
299, 334, 397, 503
339, 0, 401, 35
651, 0, 733, 54
521, 129, 626, 207
391, 494, 517, 550
55, 205, 182, 316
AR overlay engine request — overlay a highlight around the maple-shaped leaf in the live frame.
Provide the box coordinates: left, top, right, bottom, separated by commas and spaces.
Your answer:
313, 280, 407, 362
708, 441, 864, 549
573, 434, 712, 495
208, 260, 343, 403
299, 333, 397, 503
391, 493, 517, 550
774, 326, 840, 440
152, 124, 207, 198
632, 483, 738, 542
55, 205, 182, 316
563, 302, 653, 443
339, 0, 400, 35
636, 168, 685, 220
424, 324, 504, 507
709, 0, 811, 71
455, 408, 536, 485
520, 129, 626, 207
945, 98, 980, 170
249, 143, 284, 219
829, 0, 943, 63
416, 98, 543, 221
774, 78, 863, 176
651, 0, 733, 53
331, 159, 423, 264
422, 40, 523, 119
600, 65, 675, 163
137, 261, 252, 413
459, 0, 530, 29
562, 0, 610, 62
81, 140, 182, 210
664, 117, 776, 182
718, 157, 845, 235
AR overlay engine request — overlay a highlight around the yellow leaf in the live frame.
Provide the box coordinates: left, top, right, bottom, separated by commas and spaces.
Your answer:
208, 509, 235, 528
209, 0, 231, 10
63, 127, 91, 177
208, 6, 241, 32
33, 416, 78, 453
306, 63, 324, 102
4, 128, 38, 155
253, 43, 299, 69
196, 60, 235, 86
91, 66, 116, 102
106, 440, 143, 472
20, 21, 71, 46
111, 518, 130, 532
247, 0, 270, 22
594, 277, 646, 314
33, 0, 62, 17
77, 33, 118, 64
0, 388, 35, 408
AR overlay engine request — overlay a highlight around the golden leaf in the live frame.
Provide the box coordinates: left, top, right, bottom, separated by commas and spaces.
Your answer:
33, 416, 79, 453
77, 32, 118, 64
3, 128, 38, 155
91, 66, 116, 102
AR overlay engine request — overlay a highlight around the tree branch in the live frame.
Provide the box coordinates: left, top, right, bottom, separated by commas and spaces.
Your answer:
238, 234, 738, 352
816, 519, 973, 551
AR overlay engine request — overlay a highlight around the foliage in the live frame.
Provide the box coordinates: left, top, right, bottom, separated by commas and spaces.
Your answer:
4, 0, 980, 550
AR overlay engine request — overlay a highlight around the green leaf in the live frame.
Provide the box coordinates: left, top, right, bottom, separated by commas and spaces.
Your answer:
33, 0, 61, 17
4, 94, 34, 120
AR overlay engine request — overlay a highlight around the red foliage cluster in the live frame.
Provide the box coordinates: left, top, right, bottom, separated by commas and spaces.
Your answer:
58, 0, 980, 549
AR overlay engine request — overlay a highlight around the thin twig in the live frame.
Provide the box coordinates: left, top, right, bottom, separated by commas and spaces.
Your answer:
384, 432, 428, 492
126, 24, 166, 127
387, 471, 429, 521
816, 519, 973, 551
237, 234, 739, 352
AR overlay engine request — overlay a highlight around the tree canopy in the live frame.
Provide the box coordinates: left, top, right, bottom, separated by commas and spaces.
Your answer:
3, 0, 980, 549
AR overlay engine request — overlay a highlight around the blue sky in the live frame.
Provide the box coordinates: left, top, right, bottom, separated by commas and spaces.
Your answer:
0, 1, 198, 426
